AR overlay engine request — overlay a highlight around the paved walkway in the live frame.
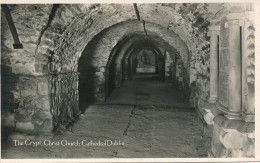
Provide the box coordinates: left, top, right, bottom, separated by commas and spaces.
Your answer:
105, 73, 190, 107
2, 73, 207, 158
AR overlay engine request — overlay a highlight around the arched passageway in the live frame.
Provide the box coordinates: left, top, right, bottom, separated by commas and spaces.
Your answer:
1, 3, 256, 158
78, 20, 190, 113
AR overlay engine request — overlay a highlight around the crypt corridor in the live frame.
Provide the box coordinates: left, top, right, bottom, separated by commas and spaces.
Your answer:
1, 3, 256, 158
2, 73, 207, 158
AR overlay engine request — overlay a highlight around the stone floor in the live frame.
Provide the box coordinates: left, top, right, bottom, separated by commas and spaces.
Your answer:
1, 73, 207, 158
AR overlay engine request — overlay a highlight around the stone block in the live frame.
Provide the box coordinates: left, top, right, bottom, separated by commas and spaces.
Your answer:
211, 124, 228, 157
20, 78, 37, 97
35, 63, 49, 73
95, 72, 104, 80
24, 97, 36, 111
41, 119, 53, 133
231, 149, 244, 157
12, 63, 36, 75
16, 121, 34, 132
34, 110, 52, 121
35, 53, 49, 63
211, 135, 229, 157
35, 95, 51, 111
244, 138, 254, 157
8, 132, 36, 141
2, 112, 15, 128
100, 67, 105, 72
15, 107, 34, 122
204, 109, 215, 125
219, 132, 245, 149
214, 115, 255, 134
37, 82, 49, 95
42, 39, 54, 47
243, 114, 255, 123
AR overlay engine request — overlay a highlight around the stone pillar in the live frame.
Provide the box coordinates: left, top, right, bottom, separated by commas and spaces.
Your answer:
155, 54, 158, 73
225, 13, 244, 120
124, 49, 134, 81
129, 56, 133, 78
208, 25, 220, 103
124, 60, 129, 80
115, 61, 122, 87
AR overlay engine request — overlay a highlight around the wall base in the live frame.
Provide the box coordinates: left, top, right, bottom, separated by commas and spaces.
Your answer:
196, 98, 255, 158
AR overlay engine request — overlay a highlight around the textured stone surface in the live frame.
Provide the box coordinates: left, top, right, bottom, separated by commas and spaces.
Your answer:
211, 115, 255, 157
211, 123, 228, 157
1, 112, 15, 128
213, 115, 254, 134
2, 89, 207, 158
204, 109, 214, 125
16, 122, 35, 132
37, 82, 49, 95
51, 73, 80, 129
1, 3, 256, 158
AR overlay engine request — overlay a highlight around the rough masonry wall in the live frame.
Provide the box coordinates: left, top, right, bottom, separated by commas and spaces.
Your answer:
51, 73, 79, 131
78, 20, 189, 105
165, 51, 173, 82
35, 4, 212, 117
50, 3, 210, 78
1, 5, 54, 137
112, 34, 181, 87
195, 4, 255, 158
2, 5, 255, 157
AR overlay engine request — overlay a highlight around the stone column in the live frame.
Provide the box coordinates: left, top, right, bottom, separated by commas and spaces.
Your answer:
124, 60, 129, 80
208, 25, 220, 103
115, 61, 122, 87
155, 54, 158, 73
225, 13, 244, 120
129, 56, 133, 78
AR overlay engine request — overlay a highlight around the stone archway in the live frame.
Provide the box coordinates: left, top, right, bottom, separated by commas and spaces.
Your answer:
78, 20, 190, 112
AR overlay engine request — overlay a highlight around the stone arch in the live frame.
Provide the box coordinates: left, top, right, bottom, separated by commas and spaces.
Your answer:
123, 42, 167, 80
78, 20, 190, 111
2, 3, 214, 134
105, 33, 181, 88
45, 4, 212, 75
6, 3, 217, 133
123, 43, 165, 79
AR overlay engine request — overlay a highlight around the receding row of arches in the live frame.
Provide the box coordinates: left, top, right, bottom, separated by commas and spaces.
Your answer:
78, 20, 190, 112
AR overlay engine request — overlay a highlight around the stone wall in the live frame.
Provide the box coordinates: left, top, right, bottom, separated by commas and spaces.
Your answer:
1, 5, 54, 138
51, 73, 80, 130
2, 75, 53, 135
164, 51, 173, 82
1, 4, 86, 136
1, 4, 255, 158
210, 115, 254, 157
194, 3, 255, 158
77, 20, 190, 106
